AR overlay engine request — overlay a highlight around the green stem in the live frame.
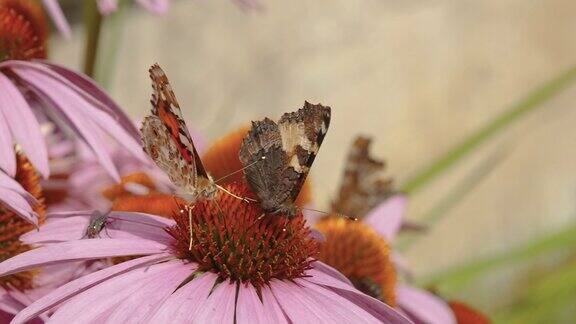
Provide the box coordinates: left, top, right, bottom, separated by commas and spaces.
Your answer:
401, 65, 576, 195
83, 1, 103, 78
420, 222, 576, 293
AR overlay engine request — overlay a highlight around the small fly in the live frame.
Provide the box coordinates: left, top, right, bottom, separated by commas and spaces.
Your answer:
84, 210, 112, 239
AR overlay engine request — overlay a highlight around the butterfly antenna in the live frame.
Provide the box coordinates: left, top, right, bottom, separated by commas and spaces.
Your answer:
300, 207, 358, 221
213, 156, 266, 184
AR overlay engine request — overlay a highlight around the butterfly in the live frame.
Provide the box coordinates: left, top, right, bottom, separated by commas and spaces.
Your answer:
140, 64, 217, 202
331, 136, 395, 219
239, 101, 331, 218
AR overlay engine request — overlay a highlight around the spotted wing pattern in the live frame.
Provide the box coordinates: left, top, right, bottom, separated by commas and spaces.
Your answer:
141, 64, 216, 201
331, 136, 394, 218
239, 102, 331, 217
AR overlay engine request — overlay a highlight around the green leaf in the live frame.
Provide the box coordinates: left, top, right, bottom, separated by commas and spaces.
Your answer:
401, 65, 576, 195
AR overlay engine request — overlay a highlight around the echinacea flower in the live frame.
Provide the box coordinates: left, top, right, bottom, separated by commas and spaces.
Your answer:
0, 153, 46, 320
3, 182, 412, 323
316, 197, 456, 324
312, 136, 456, 323
0, 59, 149, 181
0, 0, 48, 61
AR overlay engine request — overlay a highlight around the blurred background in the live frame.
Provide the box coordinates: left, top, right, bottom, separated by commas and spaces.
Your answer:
51, 0, 576, 321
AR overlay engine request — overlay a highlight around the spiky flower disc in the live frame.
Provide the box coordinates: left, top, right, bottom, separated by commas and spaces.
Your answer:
315, 217, 397, 306
167, 182, 319, 289
0, 0, 48, 60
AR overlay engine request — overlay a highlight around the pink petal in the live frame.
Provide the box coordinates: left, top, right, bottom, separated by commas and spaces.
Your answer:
38, 61, 142, 140
136, 0, 169, 14
0, 114, 15, 176
107, 262, 196, 323
97, 0, 118, 15
259, 286, 290, 323
271, 279, 381, 323
304, 268, 412, 323
397, 285, 456, 324
194, 281, 237, 323
12, 253, 171, 324
148, 272, 218, 323
0, 239, 168, 278
312, 261, 352, 285
40, 0, 72, 38
48, 260, 183, 323
236, 284, 270, 324
0, 73, 49, 178
14, 68, 121, 181
0, 289, 24, 315
364, 195, 407, 242
0, 186, 38, 225
21, 211, 174, 245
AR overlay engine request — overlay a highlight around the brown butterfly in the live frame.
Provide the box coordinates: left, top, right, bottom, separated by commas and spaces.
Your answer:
331, 136, 395, 219
239, 102, 331, 218
140, 64, 217, 202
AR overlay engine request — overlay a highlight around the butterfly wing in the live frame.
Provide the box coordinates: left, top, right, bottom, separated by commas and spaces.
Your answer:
331, 136, 394, 218
239, 102, 331, 216
141, 64, 214, 200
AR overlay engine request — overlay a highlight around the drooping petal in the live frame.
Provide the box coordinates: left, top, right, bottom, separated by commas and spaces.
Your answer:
397, 285, 456, 324
364, 195, 407, 242
135, 0, 169, 14
48, 261, 183, 323
194, 281, 237, 323
311, 261, 352, 285
11, 253, 171, 324
236, 284, 270, 324
106, 262, 195, 323
40, 0, 72, 38
0, 239, 168, 278
0, 186, 38, 225
0, 73, 49, 178
0, 113, 15, 176
259, 286, 289, 324
14, 68, 121, 181
304, 268, 413, 323
97, 0, 118, 15
36, 61, 141, 140
148, 272, 218, 323
271, 279, 381, 323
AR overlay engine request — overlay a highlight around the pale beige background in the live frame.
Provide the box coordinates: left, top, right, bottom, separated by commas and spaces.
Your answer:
51, 0, 576, 310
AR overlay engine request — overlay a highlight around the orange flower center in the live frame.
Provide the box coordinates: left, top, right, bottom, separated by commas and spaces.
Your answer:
0, 0, 47, 61
315, 218, 397, 306
167, 182, 319, 288
449, 301, 491, 324
0, 153, 45, 292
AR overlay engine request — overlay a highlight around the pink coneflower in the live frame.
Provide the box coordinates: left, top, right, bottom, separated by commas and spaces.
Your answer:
316, 196, 456, 324
313, 136, 456, 323
4, 181, 412, 323
0, 59, 149, 181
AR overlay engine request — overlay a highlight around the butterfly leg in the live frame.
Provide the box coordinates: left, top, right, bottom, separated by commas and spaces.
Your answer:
216, 184, 257, 203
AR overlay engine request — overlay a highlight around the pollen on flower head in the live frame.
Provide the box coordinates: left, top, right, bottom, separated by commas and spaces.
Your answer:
0, 0, 48, 60
0, 153, 45, 292
315, 217, 397, 306
167, 182, 319, 289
